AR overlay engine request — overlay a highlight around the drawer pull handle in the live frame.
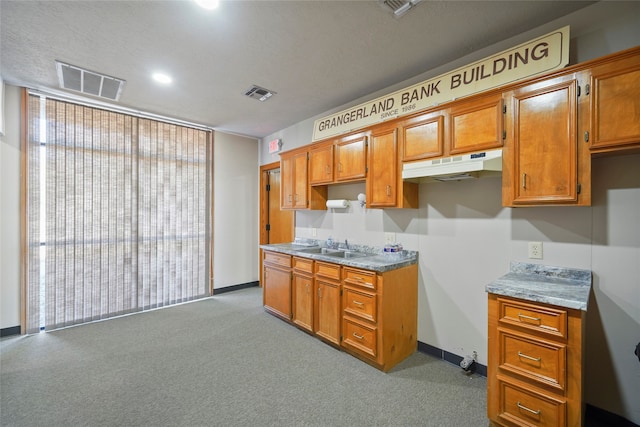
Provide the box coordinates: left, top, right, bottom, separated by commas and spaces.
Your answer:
517, 313, 541, 323
352, 332, 364, 340
517, 402, 541, 416
353, 276, 364, 281
518, 351, 541, 362
353, 300, 364, 307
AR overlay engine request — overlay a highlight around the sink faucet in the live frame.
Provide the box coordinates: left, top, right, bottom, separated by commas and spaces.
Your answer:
344, 239, 349, 250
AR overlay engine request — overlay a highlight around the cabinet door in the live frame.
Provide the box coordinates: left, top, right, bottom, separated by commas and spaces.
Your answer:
293, 152, 308, 209
263, 265, 291, 319
401, 112, 444, 161
292, 273, 314, 333
315, 279, 341, 346
450, 93, 504, 155
308, 144, 334, 184
508, 77, 579, 205
280, 155, 294, 209
335, 133, 367, 181
589, 54, 640, 152
367, 126, 397, 207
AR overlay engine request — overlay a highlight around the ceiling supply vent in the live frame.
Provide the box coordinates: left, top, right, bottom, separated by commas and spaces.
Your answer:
244, 85, 276, 102
56, 61, 125, 101
379, 0, 422, 18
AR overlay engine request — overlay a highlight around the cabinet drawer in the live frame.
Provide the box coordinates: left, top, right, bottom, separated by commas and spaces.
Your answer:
342, 317, 377, 359
498, 298, 567, 339
315, 261, 341, 281
263, 251, 291, 268
343, 286, 377, 323
343, 267, 377, 290
293, 257, 313, 274
499, 328, 566, 392
497, 376, 566, 427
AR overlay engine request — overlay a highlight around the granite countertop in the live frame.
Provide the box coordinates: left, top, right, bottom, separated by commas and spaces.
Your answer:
260, 240, 418, 273
485, 261, 592, 311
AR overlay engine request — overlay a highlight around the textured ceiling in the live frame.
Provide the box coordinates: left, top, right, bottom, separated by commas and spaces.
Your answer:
1, 1, 595, 139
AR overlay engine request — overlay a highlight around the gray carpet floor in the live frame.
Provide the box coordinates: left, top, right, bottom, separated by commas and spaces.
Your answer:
1, 286, 489, 427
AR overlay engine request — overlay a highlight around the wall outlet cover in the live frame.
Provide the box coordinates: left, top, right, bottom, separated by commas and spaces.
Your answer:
384, 232, 396, 244
528, 241, 543, 259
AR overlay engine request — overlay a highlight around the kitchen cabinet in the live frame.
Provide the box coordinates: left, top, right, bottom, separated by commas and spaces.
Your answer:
487, 294, 584, 427
292, 257, 314, 333
262, 251, 292, 320
401, 110, 444, 162
261, 247, 418, 371
502, 74, 590, 206
308, 143, 334, 185
280, 149, 308, 209
335, 132, 368, 182
314, 261, 342, 346
341, 264, 418, 372
588, 51, 640, 154
367, 122, 418, 208
449, 92, 504, 155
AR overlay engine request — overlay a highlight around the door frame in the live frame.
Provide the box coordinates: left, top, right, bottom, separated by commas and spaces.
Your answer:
259, 161, 295, 285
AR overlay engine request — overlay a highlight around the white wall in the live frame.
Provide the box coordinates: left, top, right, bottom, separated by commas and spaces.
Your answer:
259, 3, 640, 423
0, 84, 21, 329
213, 132, 260, 289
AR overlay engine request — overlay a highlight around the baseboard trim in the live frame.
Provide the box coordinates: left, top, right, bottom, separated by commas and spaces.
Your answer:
586, 404, 640, 427
1, 325, 21, 337
213, 281, 259, 295
417, 341, 487, 377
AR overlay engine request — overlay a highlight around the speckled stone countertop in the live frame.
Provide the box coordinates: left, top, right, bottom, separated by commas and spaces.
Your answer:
260, 239, 417, 273
486, 261, 592, 311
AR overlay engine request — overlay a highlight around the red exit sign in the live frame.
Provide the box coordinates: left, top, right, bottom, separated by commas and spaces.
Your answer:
268, 138, 281, 153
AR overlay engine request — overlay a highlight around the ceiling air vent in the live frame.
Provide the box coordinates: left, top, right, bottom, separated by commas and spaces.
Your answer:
56, 61, 125, 101
244, 85, 275, 102
380, 0, 421, 18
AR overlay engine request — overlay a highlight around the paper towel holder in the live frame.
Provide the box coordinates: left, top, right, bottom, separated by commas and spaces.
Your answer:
326, 199, 350, 209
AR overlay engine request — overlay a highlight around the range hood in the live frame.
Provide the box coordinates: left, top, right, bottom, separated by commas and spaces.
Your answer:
402, 149, 503, 182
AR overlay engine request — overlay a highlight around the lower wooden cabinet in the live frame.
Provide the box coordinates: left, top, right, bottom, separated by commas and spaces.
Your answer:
262, 251, 292, 320
341, 264, 418, 372
488, 294, 585, 427
314, 261, 342, 346
262, 249, 418, 371
292, 257, 314, 333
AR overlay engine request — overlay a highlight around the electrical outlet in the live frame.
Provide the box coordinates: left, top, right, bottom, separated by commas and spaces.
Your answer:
384, 232, 396, 244
311, 228, 317, 237
528, 241, 543, 259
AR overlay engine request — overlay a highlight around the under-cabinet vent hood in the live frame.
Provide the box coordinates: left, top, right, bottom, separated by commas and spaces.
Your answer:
402, 149, 503, 182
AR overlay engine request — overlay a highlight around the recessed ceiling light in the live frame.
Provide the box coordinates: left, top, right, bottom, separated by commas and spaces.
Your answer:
195, 0, 219, 10
152, 73, 172, 84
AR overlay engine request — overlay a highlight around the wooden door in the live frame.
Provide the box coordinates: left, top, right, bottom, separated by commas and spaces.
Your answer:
263, 264, 291, 319
292, 272, 314, 333
368, 125, 397, 207
309, 144, 334, 184
293, 152, 308, 209
260, 162, 294, 287
315, 279, 341, 346
509, 77, 578, 205
335, 133, 367, 181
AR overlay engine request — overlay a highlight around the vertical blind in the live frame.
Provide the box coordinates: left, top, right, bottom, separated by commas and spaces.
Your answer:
25, 94, 212, 333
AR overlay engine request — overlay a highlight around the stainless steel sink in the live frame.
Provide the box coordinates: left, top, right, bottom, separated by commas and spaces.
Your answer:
324, 250, 370, 259
297, 247, 343, 255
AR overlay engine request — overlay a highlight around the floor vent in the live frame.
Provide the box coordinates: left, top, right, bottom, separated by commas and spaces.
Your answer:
379, 0, 421, 18
244, 85, 275, 102
56, 61, 125, 101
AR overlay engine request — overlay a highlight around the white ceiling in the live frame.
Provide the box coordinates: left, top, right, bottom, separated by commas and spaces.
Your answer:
1, 0, 596, 139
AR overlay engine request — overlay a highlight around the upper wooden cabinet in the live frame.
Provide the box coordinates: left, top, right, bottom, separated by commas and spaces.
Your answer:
401, 111, 444, 162
502, 74, 589, 206
588, 51, 640, 154
335, 132, 368, 182
449, 92, 504, 155
280, 150, 308, 209
308, 144, 334, 185
368, 123, 418, 209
